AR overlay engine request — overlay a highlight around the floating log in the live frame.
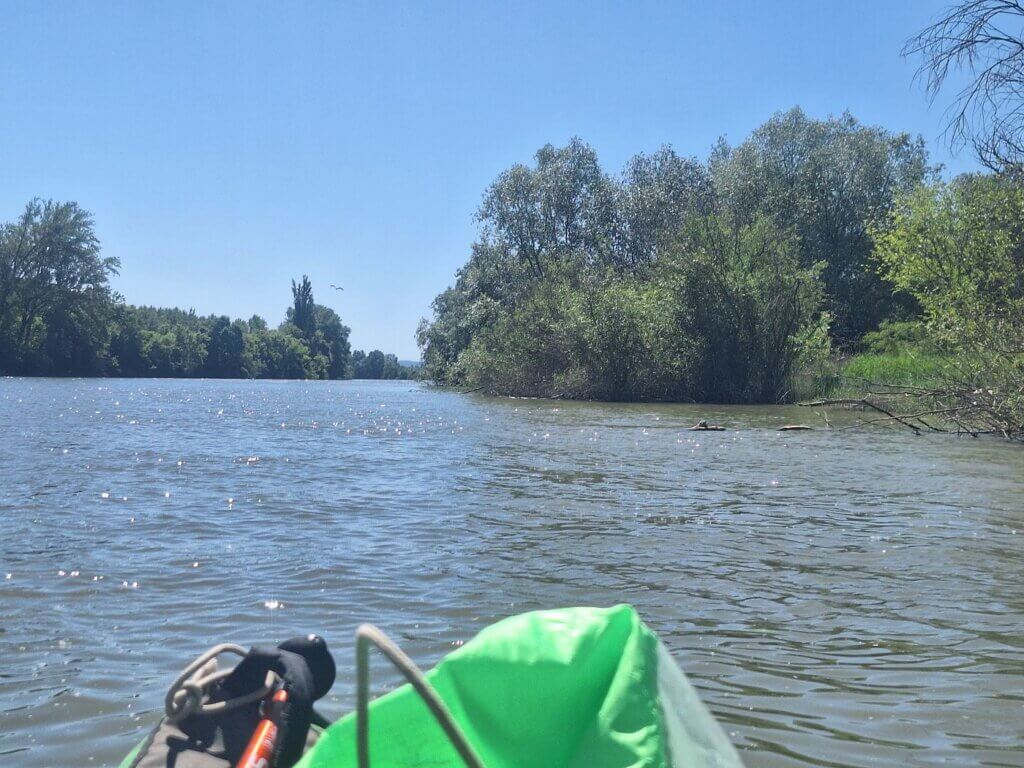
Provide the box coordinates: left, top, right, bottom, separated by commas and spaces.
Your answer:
778, 424, 813, 431
689, 420, 726, 431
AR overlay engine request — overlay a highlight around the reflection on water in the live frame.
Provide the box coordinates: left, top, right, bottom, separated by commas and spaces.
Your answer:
1, 378, 1022, 767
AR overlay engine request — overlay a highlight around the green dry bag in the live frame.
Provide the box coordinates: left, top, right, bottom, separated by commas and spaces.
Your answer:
299, 605, 742, 768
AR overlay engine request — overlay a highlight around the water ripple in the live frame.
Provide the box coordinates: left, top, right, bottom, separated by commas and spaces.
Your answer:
1, 379, 1023, 767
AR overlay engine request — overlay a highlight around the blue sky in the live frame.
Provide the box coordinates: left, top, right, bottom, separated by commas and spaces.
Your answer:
1, 1, 977, 358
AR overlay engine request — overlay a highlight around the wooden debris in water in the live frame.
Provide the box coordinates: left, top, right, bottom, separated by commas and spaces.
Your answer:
689, 420, 726, 431
778, 424, 813, 431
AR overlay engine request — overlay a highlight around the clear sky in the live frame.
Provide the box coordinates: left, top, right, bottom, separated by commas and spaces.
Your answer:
1, 1, 977, 359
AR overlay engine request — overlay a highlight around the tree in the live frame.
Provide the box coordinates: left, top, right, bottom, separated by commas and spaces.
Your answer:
349, 349, 366, 376
478, 138, 618, 282
453, 266, 683, 401
711, 108, 932, 344
616, 146, 715, 270
262, 329, 319, 379
358, 349, 386, 379
0, 199, 119, 374
348, 349, 409, 379
417, 281, 501, 384
662, 214, 828, 403
283, 277, 351, 379
108, 306, 149, 376
382, 353, 402, 380
289, 275, 316, 340
142, 325, 207, 377
905, 0, 1024, 173
877, 175, 1024, 335
863, 174, 1024, 438
204, 316, 245, 378
37, 292, 114, 375
0, 201, 383, 381
312, 304, 351, 379
419, 140, 721, 386
420, 134, 835, 398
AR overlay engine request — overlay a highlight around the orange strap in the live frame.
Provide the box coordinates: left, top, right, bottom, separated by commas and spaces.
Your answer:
236, 689, 288, 768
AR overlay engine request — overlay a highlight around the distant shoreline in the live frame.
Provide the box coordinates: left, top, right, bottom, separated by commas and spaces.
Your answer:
0, 374, 421, 383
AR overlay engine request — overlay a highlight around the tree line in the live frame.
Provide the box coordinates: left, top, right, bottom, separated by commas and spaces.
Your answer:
0, 210, 410, 380
417, 0, 1023, 438
416, 109, 929, 402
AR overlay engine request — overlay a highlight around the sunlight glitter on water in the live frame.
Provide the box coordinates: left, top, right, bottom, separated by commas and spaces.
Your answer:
1, 379, 1023, 768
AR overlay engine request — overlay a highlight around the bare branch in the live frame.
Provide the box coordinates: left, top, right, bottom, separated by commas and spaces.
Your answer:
905, 0, 1024, 171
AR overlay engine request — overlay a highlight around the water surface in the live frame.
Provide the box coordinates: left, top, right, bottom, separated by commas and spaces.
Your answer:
1, 378, 1022, 767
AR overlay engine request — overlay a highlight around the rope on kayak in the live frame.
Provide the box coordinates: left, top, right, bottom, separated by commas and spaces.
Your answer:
355, 624, 485, 768
164, 643, 279, 722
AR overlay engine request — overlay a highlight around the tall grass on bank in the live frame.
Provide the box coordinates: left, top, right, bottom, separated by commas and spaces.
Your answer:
840, 352, 947, 388
795, 351, 948, 401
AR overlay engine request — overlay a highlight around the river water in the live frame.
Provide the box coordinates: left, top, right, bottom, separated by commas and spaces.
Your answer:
1, 378, 1022, 767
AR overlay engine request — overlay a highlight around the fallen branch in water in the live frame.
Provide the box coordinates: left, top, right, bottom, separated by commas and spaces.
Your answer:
799, 386, 1022, 440
799, 397, 925, 434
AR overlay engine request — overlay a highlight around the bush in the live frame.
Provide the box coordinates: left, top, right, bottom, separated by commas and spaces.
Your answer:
434, 215, 827, 403
871, 175, 1024, 436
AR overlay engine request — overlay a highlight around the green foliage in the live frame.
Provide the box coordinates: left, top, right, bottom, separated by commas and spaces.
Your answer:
284, 277, 352, 378
478, 139, 619, 280
109, 308, 339, 380
454, 270, 673, 400
426, 216, 826, 403
792, 348, 949, 401
417, 139, 715, 391
0, 201, 381, 381
350, 349, 411, 379
858, 320, 935, 355
205, 316, 245, 378
420, 133, 831, 403
661, 215, 828, 402
0, 199, 119, 374
259, 328, 322, 379
421, 113, 932, 400
289, 275, 317, 339
875, 176, 1024, 341
840, 352, 947, 388
874, 175, 1024, 432
311, 304, 352, 379
711, 108, 932, 344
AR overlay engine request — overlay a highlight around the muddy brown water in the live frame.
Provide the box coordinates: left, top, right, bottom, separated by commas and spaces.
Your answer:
1, 378, 1022, 767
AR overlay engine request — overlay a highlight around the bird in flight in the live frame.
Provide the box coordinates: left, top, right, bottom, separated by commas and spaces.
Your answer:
329, 284, 344, 291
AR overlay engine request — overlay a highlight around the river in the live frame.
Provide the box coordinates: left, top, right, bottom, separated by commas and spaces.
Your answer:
1, 378, 1022, 767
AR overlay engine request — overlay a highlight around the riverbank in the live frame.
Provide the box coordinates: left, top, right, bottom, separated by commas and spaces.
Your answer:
440, 350, 1024, 442
445, 349, 949, 404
